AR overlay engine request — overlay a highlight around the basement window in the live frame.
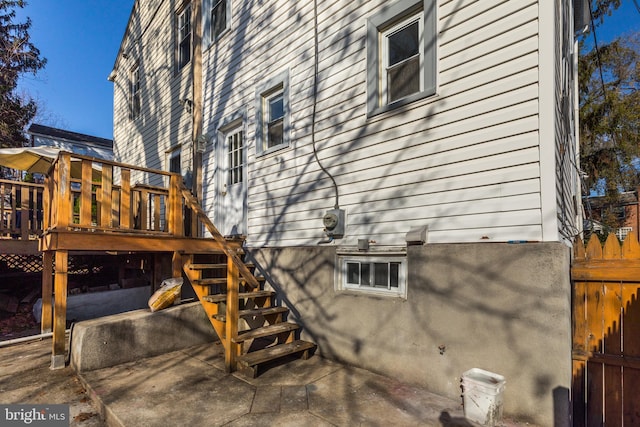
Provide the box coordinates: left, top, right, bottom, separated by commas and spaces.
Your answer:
337, 253, 407, 298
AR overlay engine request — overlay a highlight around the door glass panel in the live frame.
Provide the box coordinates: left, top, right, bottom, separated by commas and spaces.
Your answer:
227, 131, 243, 185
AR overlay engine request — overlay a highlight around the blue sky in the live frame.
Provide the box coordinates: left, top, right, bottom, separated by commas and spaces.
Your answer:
16, 0, 132, 140
14, 1, 640, 142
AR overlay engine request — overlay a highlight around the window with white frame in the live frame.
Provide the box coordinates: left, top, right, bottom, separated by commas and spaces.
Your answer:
227, 129, 244, 185
337, 254, 407, 298
616, 227, 633, 241
367, 0, 436, 116
177, 4, 191, 70
255, 70, 289, 154
211, 0, 229, 42
383, 13, 423, 104
130, 66, 141, 120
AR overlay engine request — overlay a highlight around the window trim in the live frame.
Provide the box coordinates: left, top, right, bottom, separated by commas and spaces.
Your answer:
167, 145, 182, 174
366, 0, 437, 117
255, 69, 290, 156
176, 3, 192, 71
336, 253, 408, 298
209, 0, 230, 43
130, 65, 141, 121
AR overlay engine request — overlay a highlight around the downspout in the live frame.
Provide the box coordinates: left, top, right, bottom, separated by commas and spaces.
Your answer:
191, 0, 204, 236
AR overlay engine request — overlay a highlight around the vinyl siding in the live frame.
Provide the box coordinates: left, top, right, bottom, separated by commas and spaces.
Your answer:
199, 0, 549, 247
112, 0, 579, 247
112, 0, 193, 187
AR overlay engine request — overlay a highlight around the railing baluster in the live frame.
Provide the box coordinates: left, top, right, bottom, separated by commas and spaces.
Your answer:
80, 160, 92, 227
20, 185, 29, 240
56, 153, 71, 229
120, 168, 131, 229
101, 164, 113, 228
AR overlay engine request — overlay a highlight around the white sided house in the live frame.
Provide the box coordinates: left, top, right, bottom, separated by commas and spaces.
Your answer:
110, 1, 585, 425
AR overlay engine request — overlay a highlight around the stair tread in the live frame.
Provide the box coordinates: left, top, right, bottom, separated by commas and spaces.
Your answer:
232, 322, 299, 343
188, 262, 256, 270
214, 306, 288, 322
202, 290, 274, 303
193, 278, 227, 286
188, 263, 227, 270
237, 340, 316, 367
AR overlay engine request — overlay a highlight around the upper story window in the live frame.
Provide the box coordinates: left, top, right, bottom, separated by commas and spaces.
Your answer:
211, 0, 229, 42
255, 70, 290, 155
265, 89, 284, 149
367, 0, 437, 116
177, 4, 191, 70
130, 66, 141, 120
383, 14, 423, 104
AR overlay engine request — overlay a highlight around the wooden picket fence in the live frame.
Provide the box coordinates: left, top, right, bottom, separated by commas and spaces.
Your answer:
572, 233, 640, 426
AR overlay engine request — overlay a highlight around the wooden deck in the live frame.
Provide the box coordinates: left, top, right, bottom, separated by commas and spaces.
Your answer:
24, 152, 238, 368
3, 152, 315, 374
0, 178, 43, 255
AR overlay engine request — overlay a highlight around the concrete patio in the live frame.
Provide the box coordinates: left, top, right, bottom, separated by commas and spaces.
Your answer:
0, 334, 539, 427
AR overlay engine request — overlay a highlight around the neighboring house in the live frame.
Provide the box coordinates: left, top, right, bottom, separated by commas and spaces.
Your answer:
585, 190, 640, 241
110, 1, 586, 425
27, 124, 114, 161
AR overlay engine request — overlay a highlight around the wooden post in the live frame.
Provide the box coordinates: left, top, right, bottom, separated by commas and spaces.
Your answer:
225, 256, 240, 372
168, 174, 183, 236
51, 250, 68, 369
191, 0, 203, 237
120, 168, 131, 229
20, 185, 29, 240
172, 251, 182, 279
80, 160, 92, 226
56, 153, 71, 228
42, 176, 50, 231
139, 188, 148, 230
101, 164, 113, 228
41, 251, 53, 334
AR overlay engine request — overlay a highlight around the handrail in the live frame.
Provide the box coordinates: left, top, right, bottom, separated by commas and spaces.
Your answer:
180, 184, 259, 289
44, 151, 195, 237
48, 151, 176, 178
0, 179, 45, 240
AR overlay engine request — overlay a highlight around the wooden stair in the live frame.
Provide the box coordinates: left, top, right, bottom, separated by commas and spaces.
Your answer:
179, 186, 316, 377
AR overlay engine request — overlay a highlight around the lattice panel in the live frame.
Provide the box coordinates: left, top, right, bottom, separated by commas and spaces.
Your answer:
0, 254, 42, 273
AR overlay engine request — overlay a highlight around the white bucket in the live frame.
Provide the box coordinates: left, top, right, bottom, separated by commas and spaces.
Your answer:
462, 368, 506, 426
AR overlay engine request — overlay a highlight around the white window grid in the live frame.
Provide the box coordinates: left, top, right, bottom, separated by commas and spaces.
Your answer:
616, 227, 633, 241
381, 11, 424, 105
177, 5, 191, 69
338, 255, 407, 298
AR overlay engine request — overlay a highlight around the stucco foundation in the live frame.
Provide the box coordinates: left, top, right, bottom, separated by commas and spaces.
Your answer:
247, 242, 571, 426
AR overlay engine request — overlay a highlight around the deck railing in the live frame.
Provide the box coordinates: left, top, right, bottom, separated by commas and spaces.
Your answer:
0, 178, 44, 240
44, 152, 198, 237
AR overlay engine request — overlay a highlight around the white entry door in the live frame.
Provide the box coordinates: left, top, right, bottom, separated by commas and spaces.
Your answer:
216, 125, 247, 237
